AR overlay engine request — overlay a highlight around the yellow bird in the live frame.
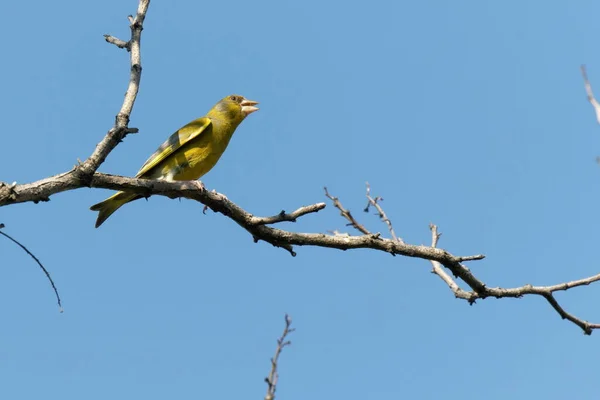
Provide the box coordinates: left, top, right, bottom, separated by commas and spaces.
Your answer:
90, 94, 259, 228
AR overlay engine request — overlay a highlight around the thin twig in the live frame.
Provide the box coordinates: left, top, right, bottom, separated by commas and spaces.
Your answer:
265, 314, 294, 400
581, 65, 600, 125
364, 182, 403, 243
323, 187, 370, 235
251, 203, 326, 225
428, 224, 473, 299
103, 34, 129, 50
0, 224, 62, 311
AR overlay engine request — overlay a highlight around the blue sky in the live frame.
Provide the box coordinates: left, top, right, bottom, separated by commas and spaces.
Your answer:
1, 0, 600, 398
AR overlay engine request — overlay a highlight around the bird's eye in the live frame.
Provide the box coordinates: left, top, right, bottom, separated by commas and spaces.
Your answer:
230, 95, 237, 101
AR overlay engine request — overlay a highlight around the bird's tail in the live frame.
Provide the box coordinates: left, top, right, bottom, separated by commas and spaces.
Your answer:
90, 191, 140, 228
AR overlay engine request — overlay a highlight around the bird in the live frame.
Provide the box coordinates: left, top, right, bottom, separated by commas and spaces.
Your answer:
90, 94, 259, 228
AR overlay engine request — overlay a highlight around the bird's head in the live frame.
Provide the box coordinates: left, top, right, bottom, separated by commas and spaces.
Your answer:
209, 94, 259, 125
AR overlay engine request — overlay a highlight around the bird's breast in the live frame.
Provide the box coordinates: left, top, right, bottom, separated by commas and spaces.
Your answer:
169, 128, 233, 181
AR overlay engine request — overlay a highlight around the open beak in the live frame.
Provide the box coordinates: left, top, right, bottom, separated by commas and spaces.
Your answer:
241, 98, 259, 116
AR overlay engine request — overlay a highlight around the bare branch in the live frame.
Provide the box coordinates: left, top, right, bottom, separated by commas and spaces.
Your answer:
1, 0, 598, 335
323, 187, 370, 235
0, 0, 149, 204
0, 224, 62, 311
251, 203, 326, 225
468, 283, 600, 335
581, 65, 600, 125
364, 182, 403, 243
103, 34, 129, 50
78, 0, 150, 178
13, 172, 598, 333
80, 173, 483, 262
265, 314, 294, 400
426, 223, 600, 334
428, 224, 477, 301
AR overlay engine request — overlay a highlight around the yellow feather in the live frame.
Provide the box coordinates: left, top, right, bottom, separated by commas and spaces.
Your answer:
90, 94, 258, 228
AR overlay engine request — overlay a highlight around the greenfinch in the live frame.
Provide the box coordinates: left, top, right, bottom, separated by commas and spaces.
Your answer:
90, 94, 259, 228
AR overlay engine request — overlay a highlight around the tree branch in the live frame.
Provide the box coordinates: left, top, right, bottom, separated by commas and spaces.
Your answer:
323, 187, 370, 235
264, 314, 294, 400
364, 182, 403, 243
1, 0, 599, 335
428, 223, 471, 299
79, 0, 148, 180
581, 65, 600, 125
0, 0, 150, 198
426, 223, 600, 334
251, 204, 326, 225
6, 168, 599, 333
321, 188, 600, 334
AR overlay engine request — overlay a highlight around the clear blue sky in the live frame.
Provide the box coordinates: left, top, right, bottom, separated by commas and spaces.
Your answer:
1, 0, 599, 398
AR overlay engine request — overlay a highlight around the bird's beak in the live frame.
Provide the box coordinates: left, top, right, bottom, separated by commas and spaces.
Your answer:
241, 98, 259, 116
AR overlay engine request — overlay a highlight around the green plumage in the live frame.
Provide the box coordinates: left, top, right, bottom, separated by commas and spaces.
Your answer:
90, 94, 258, 228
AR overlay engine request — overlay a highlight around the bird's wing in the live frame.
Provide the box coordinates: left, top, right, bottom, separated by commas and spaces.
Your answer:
135, 117, 212, 177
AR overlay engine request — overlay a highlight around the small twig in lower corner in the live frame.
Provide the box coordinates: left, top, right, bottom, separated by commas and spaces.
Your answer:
265, 314, 295, 400
364, 182, 403, 243
0, 224, 63, 312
